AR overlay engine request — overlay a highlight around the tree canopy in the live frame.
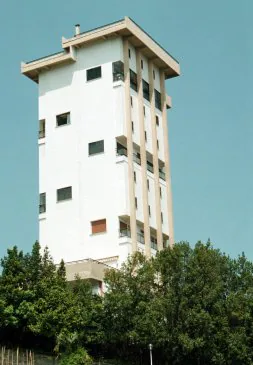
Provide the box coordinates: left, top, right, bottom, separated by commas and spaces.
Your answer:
0, 241, 253, 364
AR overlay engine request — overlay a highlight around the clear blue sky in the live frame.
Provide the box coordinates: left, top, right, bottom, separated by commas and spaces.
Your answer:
0, 0, 252, 259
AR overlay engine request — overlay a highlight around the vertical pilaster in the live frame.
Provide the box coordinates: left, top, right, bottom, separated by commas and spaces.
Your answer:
148, 61, 163, 251
136, 50, 151, 258
123, 38, 137, 252
160, 71, 174, 247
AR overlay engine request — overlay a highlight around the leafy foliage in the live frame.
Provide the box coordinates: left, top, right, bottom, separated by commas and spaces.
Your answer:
59, 347, 93, 365
1, 240, 253, 364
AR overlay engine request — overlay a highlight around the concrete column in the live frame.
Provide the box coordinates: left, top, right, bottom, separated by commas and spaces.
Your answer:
148, 61, 163, 251
160, 71, 174, 247
136, 50, 151, 258
123, 38, 137, 252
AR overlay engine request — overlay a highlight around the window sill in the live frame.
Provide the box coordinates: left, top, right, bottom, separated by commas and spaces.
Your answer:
88, 152, 105, 157
113, 80, 124, 88
38, 138, 45, 145
90, 231, 107, 236
56, 123, 71, 128
56, 198, 72, 203
86, 77, 102, 83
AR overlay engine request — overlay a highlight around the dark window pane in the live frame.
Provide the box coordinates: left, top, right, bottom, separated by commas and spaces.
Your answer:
147, 160, 154, 173
155, 89, 162, 110
89, 140, 104, 155
57, 186, 72, 202
87, 66, 102, 81
130, 69, 137, 91
112, 61, 124, 81
39, 193, 46, 213
142, 80, 150, 101
116, 142, 127, 157
56, 112, 70, 127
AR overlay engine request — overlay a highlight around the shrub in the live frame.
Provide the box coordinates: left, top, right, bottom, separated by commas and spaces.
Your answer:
59, 348, 93, 365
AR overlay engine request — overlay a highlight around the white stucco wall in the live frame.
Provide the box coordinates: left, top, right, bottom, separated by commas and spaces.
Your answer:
38, 37, 171, 265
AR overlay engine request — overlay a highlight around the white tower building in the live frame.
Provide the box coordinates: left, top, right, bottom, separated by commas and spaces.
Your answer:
21, 17, 180, 275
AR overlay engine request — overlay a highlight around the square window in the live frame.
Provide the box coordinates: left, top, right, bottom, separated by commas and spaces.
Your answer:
57, 186, 72, 202
87, 66, 102, 81
91, 219, 106, 234
56, 112, 70, 127
89, 140, 104, 155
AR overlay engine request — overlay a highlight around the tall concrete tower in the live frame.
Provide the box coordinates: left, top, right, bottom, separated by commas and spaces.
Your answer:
21, 17, 180, 271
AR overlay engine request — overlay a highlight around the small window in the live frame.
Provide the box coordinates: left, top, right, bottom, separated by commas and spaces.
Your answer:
56, 112, 70, 127
153, 70, 156, 79
89, 140, 104, 155
57, 186, 72, 202
132, 121, 134, 133
147, 160, 154, 173
135, 197, 138, 209
142, 80, 150, 101
131, 96, 133, 107
112, 61, 124, 82
133, 152, 141, 165
141, 60, 143, 69
134, 171, 136, 183
39, 119, 46, 139
155, 89, 162, 110
145, 131, 147, 142
156, 116, 159, 126
148, 205, 151, 217
91, 219, 106, 234
161, 212, 163, 223
143, 106, 146, 116
157, 140, 159, 150
147, 179, 150, 191
160, 186, 162, 198
128, 49, 131, 58
87, 66, 102, 81
39, 193, 46, 213
130, 70, 137, 91
117, 142, 127, 157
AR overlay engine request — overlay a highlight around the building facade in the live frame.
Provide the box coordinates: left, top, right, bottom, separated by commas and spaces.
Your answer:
21, 17, 180, 271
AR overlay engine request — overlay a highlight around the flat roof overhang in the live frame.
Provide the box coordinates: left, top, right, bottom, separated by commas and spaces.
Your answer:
21, 17, 180, 83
